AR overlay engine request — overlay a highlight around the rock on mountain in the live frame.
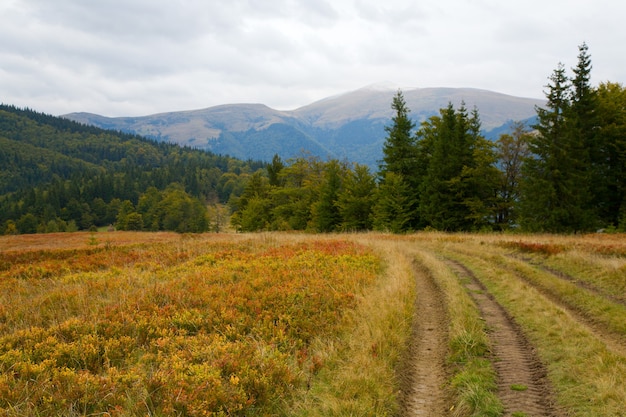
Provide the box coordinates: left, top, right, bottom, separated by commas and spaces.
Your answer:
64, 86, 544, 168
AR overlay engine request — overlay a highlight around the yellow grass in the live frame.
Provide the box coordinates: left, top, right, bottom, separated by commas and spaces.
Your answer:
1, 231, 625, 416
430, 233, 626, 416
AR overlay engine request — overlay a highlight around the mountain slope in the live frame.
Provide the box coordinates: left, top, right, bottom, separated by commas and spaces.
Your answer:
0, 104, 264, 233
65, 86, 544, 167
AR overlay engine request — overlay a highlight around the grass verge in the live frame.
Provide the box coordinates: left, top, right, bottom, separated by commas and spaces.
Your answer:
288, 237, 416, 416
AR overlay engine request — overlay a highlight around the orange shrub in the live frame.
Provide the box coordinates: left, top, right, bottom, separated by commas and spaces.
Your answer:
0, 234, 379, 416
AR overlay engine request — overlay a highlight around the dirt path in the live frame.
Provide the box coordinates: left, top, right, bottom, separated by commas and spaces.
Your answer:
506, 256, 626, 357
446, 260, 561, 417
513, 255, 626, 307
399, 259, 449, 416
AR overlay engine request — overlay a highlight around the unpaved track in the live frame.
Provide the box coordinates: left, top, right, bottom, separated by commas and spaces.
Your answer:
400, 258, 449, 416
513, 255, 626, 307
447, 260, 561, 417
506, 256, 626, 357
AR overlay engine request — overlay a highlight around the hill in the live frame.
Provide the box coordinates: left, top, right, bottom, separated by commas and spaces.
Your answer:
0, 105, 262, 233
65, 86, 544, 167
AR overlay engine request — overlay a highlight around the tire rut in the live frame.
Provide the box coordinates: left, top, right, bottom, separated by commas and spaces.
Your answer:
400, 261, 449, 416
512, 255, 626, 307
505, 256, 626, 357
446, 259, 561, 417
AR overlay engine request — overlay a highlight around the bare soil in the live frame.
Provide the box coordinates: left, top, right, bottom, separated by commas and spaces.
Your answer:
446, 260, 563, 417
398, 261, 449, 416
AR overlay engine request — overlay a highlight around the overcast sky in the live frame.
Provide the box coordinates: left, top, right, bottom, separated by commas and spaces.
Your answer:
1, 0, 625, 117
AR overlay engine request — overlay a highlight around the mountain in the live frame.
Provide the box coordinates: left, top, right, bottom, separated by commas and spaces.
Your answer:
65, 86, 544, 167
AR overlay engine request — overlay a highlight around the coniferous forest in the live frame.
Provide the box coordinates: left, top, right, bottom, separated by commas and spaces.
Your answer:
0, 105, 263, 234
2, 44, 625, 235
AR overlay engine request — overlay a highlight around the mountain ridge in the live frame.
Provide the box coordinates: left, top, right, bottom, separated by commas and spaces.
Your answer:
65, 86, 545, 167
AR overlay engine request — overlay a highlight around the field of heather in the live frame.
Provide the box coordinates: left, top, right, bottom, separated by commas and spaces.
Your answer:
1, 231, 625, 417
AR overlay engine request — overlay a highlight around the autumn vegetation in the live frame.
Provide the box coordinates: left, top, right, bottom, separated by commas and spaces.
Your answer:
1, 231, 625, 416
1, 43, 626, 416
0, 232, 410, 416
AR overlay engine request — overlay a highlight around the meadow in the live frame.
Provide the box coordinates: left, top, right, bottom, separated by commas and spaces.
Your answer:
1, 231, 625, 416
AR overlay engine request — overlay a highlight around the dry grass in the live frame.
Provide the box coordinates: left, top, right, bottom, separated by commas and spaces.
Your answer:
409, 242, 502, 417
288, 235, 416, 416
0, 232, 397, 416
436, 235, 626, 416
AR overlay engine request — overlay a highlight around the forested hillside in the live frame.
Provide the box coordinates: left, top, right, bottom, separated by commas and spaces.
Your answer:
0, 105, 263, 234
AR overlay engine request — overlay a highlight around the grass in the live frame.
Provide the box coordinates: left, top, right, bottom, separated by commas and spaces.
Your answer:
410, 243, 503, 417
436, 235, 626, 416
545, 249, 626, 302
449, 238, 626, 342
288, 236, 416, 416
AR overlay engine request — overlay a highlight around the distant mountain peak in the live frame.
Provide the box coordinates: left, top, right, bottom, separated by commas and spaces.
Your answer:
359, 82, 428, 92
359, 82, 403, 91
64, 86, 544, 168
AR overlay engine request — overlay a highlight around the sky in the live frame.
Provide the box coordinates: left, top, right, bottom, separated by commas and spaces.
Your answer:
1, 0, 625, 117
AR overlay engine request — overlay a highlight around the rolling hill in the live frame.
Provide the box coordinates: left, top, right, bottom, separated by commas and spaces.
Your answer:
65, 86, 545, 167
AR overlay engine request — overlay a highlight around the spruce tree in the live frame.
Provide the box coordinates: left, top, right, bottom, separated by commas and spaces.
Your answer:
310, 160, 344, 232
419, 104, 460, 230
337, 163, 375, 231
371, 172, 414, 233
521, 50, 598, 232
567, 42, 598, 227
418, 104, 497, 230
377, 90, 419, 229
379, 90, 417, 180
595, 82, 626, 228
520, 63, 571, 232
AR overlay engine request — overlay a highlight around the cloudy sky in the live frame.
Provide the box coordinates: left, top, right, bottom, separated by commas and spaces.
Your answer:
1, 0, 625, 117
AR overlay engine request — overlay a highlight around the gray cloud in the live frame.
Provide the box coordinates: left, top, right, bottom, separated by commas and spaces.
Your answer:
1, 0, 625, 116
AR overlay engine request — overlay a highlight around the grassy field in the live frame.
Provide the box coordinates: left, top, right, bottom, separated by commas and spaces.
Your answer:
0, 231, 625, 416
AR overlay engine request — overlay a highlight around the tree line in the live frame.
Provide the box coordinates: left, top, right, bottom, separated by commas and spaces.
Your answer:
232, 44, 626, 233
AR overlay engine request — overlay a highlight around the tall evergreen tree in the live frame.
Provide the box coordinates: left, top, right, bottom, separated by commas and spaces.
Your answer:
371, 172, 414, 233
418, 104, 497, 230
379, 90, 417, 180
520, 63, 571, 232
595, 82, 626, 228
568, 42, 598, 226
377, 90, 420, 229
310, 160, 344, 232
521, 53, 597, 232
